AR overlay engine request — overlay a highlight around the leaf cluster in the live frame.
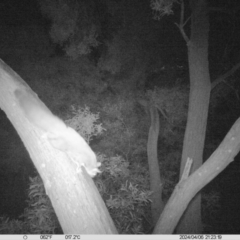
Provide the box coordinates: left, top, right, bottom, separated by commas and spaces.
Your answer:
65, 105, 105, 143
96, 155, 152, 234
19, 176, 61, 234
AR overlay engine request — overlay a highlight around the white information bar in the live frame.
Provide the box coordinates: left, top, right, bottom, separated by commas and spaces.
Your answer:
0, 234, 238, 240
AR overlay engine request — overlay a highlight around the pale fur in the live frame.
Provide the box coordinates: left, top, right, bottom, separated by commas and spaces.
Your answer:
14, 88, 101, 177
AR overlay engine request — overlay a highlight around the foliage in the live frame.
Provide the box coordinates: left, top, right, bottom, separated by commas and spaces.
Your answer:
98, 94, 148, 160
0, 176, 61, 234
159, 151, 181, 200
97, 29, 146, 91
97, 36, 124, 74
65, 105, 106, 143
96, 155, 152, 234
202, 191, 220, 218
99, 155, 130, 178
97, 30, 143, 76
106, 180, 152, 234
150, 0, 175, 20
20, 176, 61, 234
202, 190, 221, 233
38, 0, 101, 58
0, 216, 27, 234
18, 56, 106, 116
146, 86, 188, 146
147, 86, 188, 125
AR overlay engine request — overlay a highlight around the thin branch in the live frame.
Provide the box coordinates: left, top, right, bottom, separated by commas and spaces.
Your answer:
180, 0, 184, 26
209, 7, 239, 15
211, 62, 240, 90
182, 16, 191, 28
175, 0, 190, 43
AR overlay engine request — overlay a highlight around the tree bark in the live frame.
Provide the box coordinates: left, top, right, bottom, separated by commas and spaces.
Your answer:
177, 0, 210, 233
0, 59, 117, 234
147, 103, 164, 224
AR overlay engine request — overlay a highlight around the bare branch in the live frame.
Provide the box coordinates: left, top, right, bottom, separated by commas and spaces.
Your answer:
175, 0, 190, 43
209, 7, 239, 15
211, 62, 240, 90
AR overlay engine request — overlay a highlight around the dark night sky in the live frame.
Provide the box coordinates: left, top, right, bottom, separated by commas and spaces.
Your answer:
0, 0, 43, 25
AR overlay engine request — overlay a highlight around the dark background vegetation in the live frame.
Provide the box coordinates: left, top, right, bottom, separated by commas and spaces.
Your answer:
0, 0, 240, 234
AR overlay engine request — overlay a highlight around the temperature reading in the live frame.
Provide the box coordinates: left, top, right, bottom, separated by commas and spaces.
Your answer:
65, 235, 81, 239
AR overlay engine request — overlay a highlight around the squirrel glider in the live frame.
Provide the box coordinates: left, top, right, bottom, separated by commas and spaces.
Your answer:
14, 88, 101, 177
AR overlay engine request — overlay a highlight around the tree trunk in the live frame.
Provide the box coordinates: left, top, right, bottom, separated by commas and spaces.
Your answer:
153, 117, 240, 234
147, 103, 164, 224
177, 0, 210, 233
0, 59, 117, 234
